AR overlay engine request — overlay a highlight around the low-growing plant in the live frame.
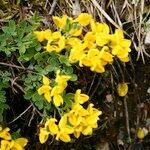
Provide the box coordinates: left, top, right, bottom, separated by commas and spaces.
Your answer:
0, 12, 131, 147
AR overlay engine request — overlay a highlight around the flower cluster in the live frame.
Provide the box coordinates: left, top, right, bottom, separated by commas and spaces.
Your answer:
39, 89, 102, 143
0, 126, 28, 150
34, 13, 131, 73
38, 70, 71, 107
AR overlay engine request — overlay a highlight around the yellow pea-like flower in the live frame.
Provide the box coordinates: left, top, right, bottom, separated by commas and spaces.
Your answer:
39, 128, 49, 144
117, 83, 128, 97
74, 13, 92, 26
137, 128, 145, 140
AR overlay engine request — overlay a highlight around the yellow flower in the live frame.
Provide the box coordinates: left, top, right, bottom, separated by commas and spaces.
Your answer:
52, 15, 68, 29
137, 128, 145, 140
69, 27, 82, 37
45, 118, 59, 135
55, 130, 72, 143
53, 94, 64, 107
34, 29, 52, 42
73, 125, 83, 138
110, 29, 131, 62
0, 140, 11, 150
0, 127, 11, 140
43, 75, 50, 85
45, 32, 65, 53
14, 138, 28, 148
84, 32, 96, 49
74, 89, 89, 104
66, 37, 81, 48
68, 110, 83, 126
34, 31, 46, 42
10, 138, 28, 150
91, 62, 105, 73
117, 83, 128, 97
56, 115, 74, 143
99, 46, 113, 63
82, 126, 93, 136
55, 70, 71, 87
39, 127, 49, 144
51, 86, 64, 96
85, 49, 105, 73
69, 42, 86, 64
74, 13, 92, 26
71, 103, 89, 117
38, 76, 52, 102
90, 20, 110, 34
96, 32, 110, 47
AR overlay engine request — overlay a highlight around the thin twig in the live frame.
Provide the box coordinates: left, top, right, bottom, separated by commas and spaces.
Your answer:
123, 96, 131, 141
90, 76, 101, 99
28, 107, 36, 126
87, 73, 96, 95
0, 62, 33, 71
49, 0, 58, 15
8, 103, 33, 124
10, 78, 25, 94
91, 0, 121, 29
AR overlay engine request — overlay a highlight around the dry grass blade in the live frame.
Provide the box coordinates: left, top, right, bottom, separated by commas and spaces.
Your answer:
91, 0, 121, 29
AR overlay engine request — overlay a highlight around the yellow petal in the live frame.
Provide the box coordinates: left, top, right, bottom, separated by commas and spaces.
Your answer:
56, 132, 71, 143
87, 48, 99, 59
91, 62, 105, 73
82, 126, 93, 135
15, 138, 28, 147
74, 131, 81, 138
38, 85, 51, 95
119, 56, 129, 62
52, 15, 68, 29
66, 37, 81, 47
52, 31, 61, 40
117, 83, 128, 97
75, 13, 92, 26
74, 89, 89, 104
43, 76, 50, 85
59, 114, 68, 129
120, 39, 131, 48
34, 31, 45, 42
0, 127, 11, 140
0, 140, 11, 149
44, 29, 52, 40
55, 72, 71, 86
51, 86, 64, 96
57, 36, 65, 52
114, 29, 124, 39
69, 27, 82, 36
81, 57, 92, 67
53, 94, 64, 107
44, 92, 52, 102
68, 111, 82, 126
46, 118, 59, 135
85, 115, 99, 125
39, 128, 49, 144
137, 128, 145, 140
99, 46, 113, 63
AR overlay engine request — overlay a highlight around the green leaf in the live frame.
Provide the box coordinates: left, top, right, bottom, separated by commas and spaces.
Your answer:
64, 18, 71, 33
32, 93, 44, 110
59, 55, 71, 66
62, 65, 73, 74
70, 74, 77, 81
2, 20, 16, 36
11, 129, 21, 140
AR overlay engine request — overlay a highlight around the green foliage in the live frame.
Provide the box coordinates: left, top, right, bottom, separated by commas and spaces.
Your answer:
0, 14, 42, 59
0, 71, 10, 122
